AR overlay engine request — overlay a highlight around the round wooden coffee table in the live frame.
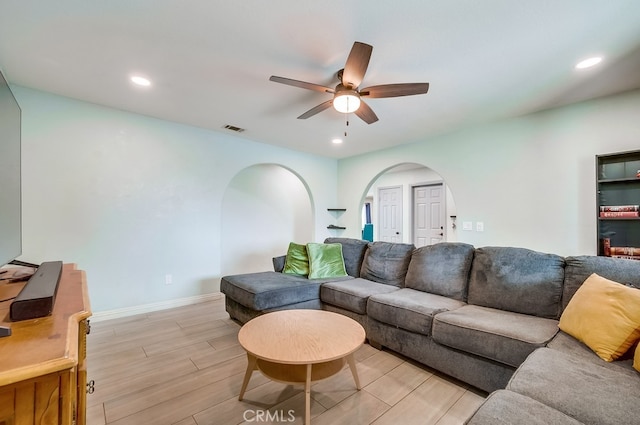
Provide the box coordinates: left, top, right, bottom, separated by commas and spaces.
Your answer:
238, 309, 365, 424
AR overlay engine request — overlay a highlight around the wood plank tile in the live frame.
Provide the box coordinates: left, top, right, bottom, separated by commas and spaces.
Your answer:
234, 392, 328, 425
142, 322, 238, 357
103, 355, 255, 422
86, 298, 485, 425
364, 361, 432, 405
108, 372, 271, 425
172, 417, 197, 425
88, 357, 198, 408
371, 375, 466, 425
311, 349, 403, 409
435, 390, 486, 425
86, 403, 106, 425
311, 390, 391, 425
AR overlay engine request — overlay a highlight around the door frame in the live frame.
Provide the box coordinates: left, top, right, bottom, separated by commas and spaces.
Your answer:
411, 180, 446, 246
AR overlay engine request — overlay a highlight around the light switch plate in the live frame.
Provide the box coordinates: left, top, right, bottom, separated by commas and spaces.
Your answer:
462, 221, 473, 231
476, 222, 484, 232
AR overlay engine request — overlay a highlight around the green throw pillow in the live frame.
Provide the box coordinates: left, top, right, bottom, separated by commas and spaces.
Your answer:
282, 242, 309, 276
307, 243, 348, 279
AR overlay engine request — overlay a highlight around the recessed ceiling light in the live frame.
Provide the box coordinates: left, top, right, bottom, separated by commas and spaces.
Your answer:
332, 138, 343, 144
575, 56, 603, 70
130, 75, 152, 86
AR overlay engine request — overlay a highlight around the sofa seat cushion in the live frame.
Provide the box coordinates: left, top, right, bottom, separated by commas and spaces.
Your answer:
547, 331, 637, 378
367, 288, 465, 336
404, 242, 475, 301
467, 390, 584, 425
359, 241, 415, 286
507, 347, 640, 425
221, 271, 351, 311
468, 247, 565, 319
320, 278, 400, 314
432, 305, 559, 367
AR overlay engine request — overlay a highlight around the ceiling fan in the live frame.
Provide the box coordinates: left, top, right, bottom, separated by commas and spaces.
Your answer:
269, 41, 429, 124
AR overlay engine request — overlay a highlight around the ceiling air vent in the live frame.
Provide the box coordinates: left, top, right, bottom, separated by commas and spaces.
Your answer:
223, 124, 245, 133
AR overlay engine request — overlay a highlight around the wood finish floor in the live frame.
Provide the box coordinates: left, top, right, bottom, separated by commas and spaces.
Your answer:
86, 297, 486, 425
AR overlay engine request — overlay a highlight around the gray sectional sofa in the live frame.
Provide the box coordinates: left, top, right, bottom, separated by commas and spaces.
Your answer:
220, 237, 640, 425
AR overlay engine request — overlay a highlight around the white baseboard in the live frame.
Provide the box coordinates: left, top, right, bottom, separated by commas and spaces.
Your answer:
90, 292, 224, 322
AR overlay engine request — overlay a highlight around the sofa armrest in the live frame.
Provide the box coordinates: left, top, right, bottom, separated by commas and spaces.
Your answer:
272, 255, 286, 273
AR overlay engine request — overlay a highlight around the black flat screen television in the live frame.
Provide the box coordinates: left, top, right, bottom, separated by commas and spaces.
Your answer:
0, 68, 22, 268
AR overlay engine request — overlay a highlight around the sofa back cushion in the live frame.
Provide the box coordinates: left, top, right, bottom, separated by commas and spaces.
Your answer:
324, 237, 369, 277
405, 242, 475, 301
359, 241, 415, 286
563, 255, 640, 312
468, 247, 565, 319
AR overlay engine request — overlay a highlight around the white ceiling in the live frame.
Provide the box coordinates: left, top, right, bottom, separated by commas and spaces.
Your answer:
1, 1, 639, 159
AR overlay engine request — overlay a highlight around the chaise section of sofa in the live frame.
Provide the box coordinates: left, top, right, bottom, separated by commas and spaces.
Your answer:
221, 237, 369, 324
221, 271, 348, 324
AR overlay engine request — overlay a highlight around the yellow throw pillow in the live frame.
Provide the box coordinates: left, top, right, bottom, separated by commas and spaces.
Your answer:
634, 344, 640, 373
559, 273, 640, 362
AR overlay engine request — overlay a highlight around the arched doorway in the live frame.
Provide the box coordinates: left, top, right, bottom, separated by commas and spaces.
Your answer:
221, 164, 313, 275
361, 163, 457, 247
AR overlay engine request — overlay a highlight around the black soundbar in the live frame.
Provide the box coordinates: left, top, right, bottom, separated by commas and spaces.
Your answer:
10, 261, 63, 321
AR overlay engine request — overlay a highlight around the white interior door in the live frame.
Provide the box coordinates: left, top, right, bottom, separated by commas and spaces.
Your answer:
413, 183, 445, 247
378, 186, 403, 242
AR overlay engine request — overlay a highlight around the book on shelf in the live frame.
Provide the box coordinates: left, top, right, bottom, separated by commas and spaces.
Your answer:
601, 240, 640, 259
599, 205, 639, 212
610, 255, 640, 261
599, 211, 639, 218
610, 246, 640, 256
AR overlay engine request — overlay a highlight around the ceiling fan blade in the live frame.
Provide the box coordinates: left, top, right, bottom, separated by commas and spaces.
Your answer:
297, 99, 333, 119
269, 76, 334, 93
341, 42, 373, 88
354, 100, 378, 124
360, 83, 430, 98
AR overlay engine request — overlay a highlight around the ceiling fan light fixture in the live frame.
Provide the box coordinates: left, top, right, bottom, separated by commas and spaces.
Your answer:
333, 90, 361, 113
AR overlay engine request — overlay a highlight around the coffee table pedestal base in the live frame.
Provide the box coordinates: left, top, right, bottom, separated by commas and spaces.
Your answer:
238, 353, 361, 424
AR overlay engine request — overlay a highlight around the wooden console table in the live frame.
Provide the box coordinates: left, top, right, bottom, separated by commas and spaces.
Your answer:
0, 264, 91, 425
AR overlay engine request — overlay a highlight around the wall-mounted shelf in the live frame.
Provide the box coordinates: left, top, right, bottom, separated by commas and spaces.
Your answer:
328, 208, 346, 230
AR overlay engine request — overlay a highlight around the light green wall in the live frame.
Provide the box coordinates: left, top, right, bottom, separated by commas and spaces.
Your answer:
12, 86, 338, 312
338, 89, 640, 256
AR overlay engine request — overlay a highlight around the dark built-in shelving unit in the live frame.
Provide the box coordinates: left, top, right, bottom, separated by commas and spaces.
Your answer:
597, 150, 640, 257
